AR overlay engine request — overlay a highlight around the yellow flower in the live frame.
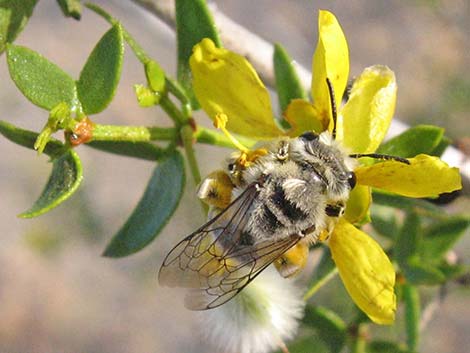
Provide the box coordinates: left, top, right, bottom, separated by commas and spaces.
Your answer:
190, 10, 462, 325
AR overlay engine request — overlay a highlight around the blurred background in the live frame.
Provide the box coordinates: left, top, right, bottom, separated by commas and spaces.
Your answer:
0, 0, 469, 352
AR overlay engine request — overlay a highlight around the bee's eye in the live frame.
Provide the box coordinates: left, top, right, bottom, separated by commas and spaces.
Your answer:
300, 131, 319, 141
347, 172, 356, 189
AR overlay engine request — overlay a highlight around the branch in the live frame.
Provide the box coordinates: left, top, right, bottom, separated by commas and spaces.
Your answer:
130, 0, 470, 195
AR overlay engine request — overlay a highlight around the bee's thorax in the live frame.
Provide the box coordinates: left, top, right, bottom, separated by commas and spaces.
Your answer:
233, 134, 354, 243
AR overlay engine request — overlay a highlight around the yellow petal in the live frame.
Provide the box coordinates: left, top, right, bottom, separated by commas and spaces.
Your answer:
311, 10, 349, 127
284, 99, 328, 137
344, 184, 371, 225
190, 38, 284, 139
355, 154, 462, 198
338, 65, 396, 153
329, 219, 396, 324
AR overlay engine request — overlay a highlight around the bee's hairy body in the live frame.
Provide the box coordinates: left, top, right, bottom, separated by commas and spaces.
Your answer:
225, 131, 356, 246
159, 131, 357, 309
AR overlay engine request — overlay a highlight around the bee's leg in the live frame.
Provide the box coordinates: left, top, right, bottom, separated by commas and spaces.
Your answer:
274, 239, 309, 278
325, 203, 345, 217
322, 202, 346, 239
197, 170, 234, 210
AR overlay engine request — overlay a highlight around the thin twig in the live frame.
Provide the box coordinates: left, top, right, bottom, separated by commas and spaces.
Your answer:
303, 267, 338, 301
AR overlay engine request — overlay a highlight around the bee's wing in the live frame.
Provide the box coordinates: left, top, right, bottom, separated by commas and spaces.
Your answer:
158, 182, 301, 310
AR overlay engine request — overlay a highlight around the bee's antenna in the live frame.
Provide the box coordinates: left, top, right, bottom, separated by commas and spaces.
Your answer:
349, 153, 410, 165
326, 78, 337, 140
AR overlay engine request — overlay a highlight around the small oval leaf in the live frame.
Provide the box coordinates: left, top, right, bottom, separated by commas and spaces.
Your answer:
57, 0, 82, 20
395, 211, 421, 267
370, 204, 399, 240
0, 0, 38, 53
419, 217, 470, 262
86, 140, 166, 161
403, 259, 445, 285
19, 149, 83, 218
103, 150, 185, 257
430, 135, 451, 157
0, 120, 64, 156
6, 44, 76, 110
282, 336, 330, 353
403, 283, 420, 351
145, 60, 165, 93
377, 125, 444, 158
367, 341, 409, 353
0, 121, 83, 217
303, 305, 346, 353
77, 24, 124, 114
273, 43, 307, 119
372, 190, 442, 214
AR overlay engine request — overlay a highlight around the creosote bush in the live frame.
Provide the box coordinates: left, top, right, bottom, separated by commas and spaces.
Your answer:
0, 1, 468, 353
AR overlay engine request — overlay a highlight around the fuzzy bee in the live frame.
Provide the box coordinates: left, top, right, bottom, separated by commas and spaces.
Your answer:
158, 79, 407, 310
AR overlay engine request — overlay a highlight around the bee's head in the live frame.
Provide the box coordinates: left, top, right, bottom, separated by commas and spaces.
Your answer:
299, 131, 319, 141
347, 171, 356, 189
293, 131, 355, 200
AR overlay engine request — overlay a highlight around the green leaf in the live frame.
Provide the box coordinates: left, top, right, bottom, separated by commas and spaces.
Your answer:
273, 43, 307, 125
77, 24, 124, 115
56, 0, 81, 19
0, 120, 65, 156
429, 135, 451, 157
395, 211, 421, 266
403, 284, 420, 352
145, 60, 165, 93
134, 84, 160, 107
303, 305, 346, 353
86, 140, 166, 161
372, 190, 442, 214
377, 125, 444, 158
370, 204, 399, 240
311, 247, 336, 281
0, 120, 83, 217
367, 341, 409, 353
438, 262, 466, 281
419, 217, 470, 262
0, 0, 38, 53
175, 0, 221, 108
403, 259, 445, 285
19, 150, 83, 218
34, 102, 72, 154
304, 246, 338, 301
103, 151, 185, 257
278, 335, 329, 353
6, 44, 77, 110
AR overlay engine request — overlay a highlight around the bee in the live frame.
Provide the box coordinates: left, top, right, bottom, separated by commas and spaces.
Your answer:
158, 79, 408, 310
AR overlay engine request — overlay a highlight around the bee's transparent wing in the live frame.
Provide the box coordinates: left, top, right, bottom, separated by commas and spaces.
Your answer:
158, 183, 301, 310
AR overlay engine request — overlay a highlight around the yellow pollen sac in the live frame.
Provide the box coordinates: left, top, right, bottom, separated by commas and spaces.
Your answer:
197, 170, 234, 210
317, 229, 330, 242
239, 148, 268, 168
274, 242, 309, 278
